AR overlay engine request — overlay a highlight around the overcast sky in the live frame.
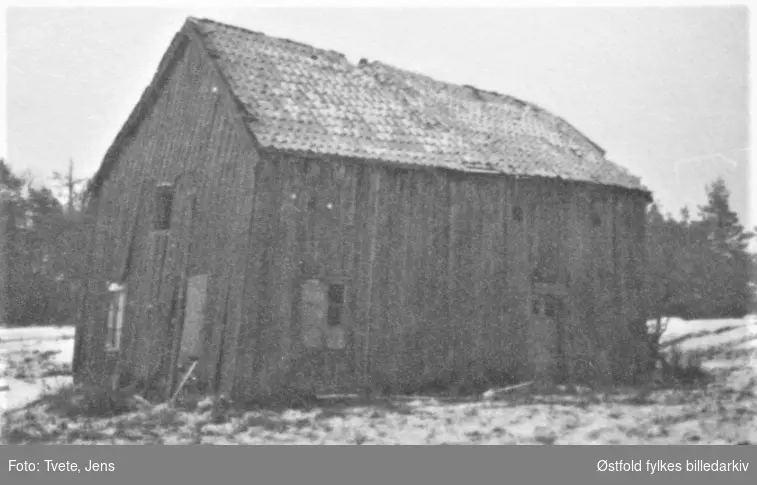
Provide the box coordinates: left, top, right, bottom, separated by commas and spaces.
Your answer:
3, 6, 751, 229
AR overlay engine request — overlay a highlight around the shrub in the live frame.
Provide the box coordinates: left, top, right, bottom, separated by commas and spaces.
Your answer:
663, 345, 710, 387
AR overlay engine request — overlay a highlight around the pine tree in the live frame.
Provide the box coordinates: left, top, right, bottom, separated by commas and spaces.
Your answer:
695, 177, 754, 317
698, 178, 751, 251
0, 159, 91, 325
52, 159, 87, 220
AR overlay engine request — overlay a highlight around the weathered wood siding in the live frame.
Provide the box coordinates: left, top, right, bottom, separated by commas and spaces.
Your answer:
220, 151, 649, 400
77, 32, 260, 392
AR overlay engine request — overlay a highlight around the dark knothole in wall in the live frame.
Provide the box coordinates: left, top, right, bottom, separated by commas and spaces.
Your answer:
512, 206, 523, 222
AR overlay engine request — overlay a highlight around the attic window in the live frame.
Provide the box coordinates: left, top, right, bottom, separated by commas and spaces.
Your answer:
154, 183, 174, 231
513, 206, 524, 222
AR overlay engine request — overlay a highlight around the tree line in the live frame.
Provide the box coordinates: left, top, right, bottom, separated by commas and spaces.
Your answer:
0, 158, 754, 327
0, 158, 90, 326
646, 177, 755, 322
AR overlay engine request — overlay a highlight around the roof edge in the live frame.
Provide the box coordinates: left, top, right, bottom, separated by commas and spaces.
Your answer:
183, 19, 265, 154
87, 22, 192, 198
258, 144, 653, 201
189, 16, 348, 64
87, 17, 265, 199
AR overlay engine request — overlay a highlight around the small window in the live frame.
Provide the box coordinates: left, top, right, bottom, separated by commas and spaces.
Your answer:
590, 199, 602, 227
327, 283, 345, 327
105, 283, 127, 351
154, 183, 174, 231
513, 206, 523, 222
300, 279, 347, 349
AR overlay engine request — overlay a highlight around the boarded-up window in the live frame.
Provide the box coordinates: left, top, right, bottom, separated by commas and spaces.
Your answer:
302, 279, 327, 349
301, 279, 346, 349
154, 183, 174, 231
105, 283, 127, 351
179, 274, 208, 363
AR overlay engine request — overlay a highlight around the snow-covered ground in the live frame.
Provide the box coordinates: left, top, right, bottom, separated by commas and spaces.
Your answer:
1, 325, 74, 411
658, 316, 757, 353
2, 316, 756, 445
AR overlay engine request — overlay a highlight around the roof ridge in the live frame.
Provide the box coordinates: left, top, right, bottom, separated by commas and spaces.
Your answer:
185, 17, 631, 188
366, 60, 541, 110
189, 16, 348, 63
190, 19, 588, 139
191, 19, 529, 113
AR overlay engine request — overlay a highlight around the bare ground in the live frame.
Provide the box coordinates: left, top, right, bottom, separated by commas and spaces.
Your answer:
2, 317, 756, 445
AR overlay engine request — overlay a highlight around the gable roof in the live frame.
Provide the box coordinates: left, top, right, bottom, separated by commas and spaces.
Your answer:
89, 17, 650, 197
191, 17, 647, 194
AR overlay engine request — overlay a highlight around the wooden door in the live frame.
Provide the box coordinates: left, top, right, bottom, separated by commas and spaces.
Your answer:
529, 290, 566, 386
178, 274, 208, 365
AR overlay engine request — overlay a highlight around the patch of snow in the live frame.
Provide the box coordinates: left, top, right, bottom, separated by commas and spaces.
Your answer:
1, 325, 76, 414
654, 317, 750, 341
1, 376, 73, 411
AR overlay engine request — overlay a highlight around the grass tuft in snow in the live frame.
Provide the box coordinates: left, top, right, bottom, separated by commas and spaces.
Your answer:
665, 344, 711, 387
30, 384, 140, 419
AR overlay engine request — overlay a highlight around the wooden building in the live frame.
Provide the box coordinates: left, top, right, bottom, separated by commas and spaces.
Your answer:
73, 17, 653, 400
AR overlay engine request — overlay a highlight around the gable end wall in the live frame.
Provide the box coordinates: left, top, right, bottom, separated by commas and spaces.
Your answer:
76, 33, 260, 391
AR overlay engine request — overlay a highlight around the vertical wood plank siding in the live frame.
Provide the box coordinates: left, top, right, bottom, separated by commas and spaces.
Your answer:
81, 36, 649, 397
79, 35, 260, 393
219, 152, 649, 398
